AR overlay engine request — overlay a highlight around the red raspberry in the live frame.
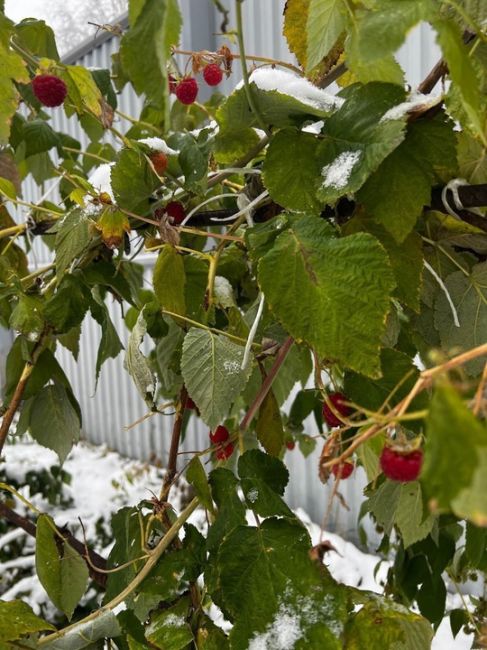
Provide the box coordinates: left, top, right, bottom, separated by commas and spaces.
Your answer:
149, 152, 168, 176
175, 77, 198, 105
380, 447, 423, 482
203, 64, 223, 86
286, 440, 295, 450
322, 392, 351, 428
32, 74, 67, 107
169, 74, 177, 94
216, 442, 234, 461
165, 201, 186, 225
210, 425, 230, 444
331, 461, 354, 480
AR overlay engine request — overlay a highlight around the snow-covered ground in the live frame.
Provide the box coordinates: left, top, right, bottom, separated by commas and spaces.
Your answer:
0, 439, 474, 648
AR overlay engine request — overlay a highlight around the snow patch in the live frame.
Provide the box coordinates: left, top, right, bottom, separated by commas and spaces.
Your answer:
249, 68, 344, 113
248, 604, 302, 650
163, 614, 185, 628
223, 360, 241, 375
214, 276, 235, 308
380, 92, 441, 122
88, 163, 115, 202
247, 488, 259, 504
138, 137, 179, 155
321, 151, 361, 191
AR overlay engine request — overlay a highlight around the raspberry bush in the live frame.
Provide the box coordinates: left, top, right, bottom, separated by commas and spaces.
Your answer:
0, 0, 487, 647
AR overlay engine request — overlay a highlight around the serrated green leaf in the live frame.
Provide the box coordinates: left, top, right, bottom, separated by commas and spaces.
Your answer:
9, 294, 44, 336
22, 119, 60, 157
88, 289, 124, 382
15, 18, 59, 59
36, 514, 88, 619
153, 245, 186, 316
344, 599, 433, 649
434, 262, 487, 376
368, 480, 434, 548
255, 390, 285, 456
44, 275, 90, 334
145, 597, 193, 650
181, 328, 252, 429
207, 468, 246, 552
120, 0, 181, 109
238, 450, 293, 517
258, 215, 395, 377
358, 116, 457, 242
306, 0, 347, 71
53, 209, 91, 280
105, 508, 145, 603
61, 65, 103, 118
262, 129, 323, 212
0, 600, 54, 642
29, 384, 80, 463
465, 522, 487, 568
317, 83, 407, 202
124, 308, 156, 407
0, 38, 29, 144
111, 148, 160, 211
423, 384, 487, 515
213, 517, 348, 649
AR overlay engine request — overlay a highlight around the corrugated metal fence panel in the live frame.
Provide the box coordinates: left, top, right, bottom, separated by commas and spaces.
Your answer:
15, 5, 440, 535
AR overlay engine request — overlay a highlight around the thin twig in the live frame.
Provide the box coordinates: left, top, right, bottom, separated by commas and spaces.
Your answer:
160, 386, 188, 501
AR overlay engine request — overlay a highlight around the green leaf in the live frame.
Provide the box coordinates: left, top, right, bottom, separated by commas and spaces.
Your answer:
120, 0, 181, 107
44, 275, 90, 333
238, 450, 293, 518
450, 448, 487, 527
258, 215, 395, 377
465, 522, 487, 568
212, 518, 348, 649
306, 0, 347, 71
344, 599, 433, 649
207, 468, 246, 552
60, 65, 104, 118
0, 37, 29, 144
29, 384, 80, 463
53, 209, 91, 280
368, 480, 434, 548
255, 390, 285, 456
213, 127, 260, 165
0, 600, 54, 641
0, 176, 16, 200
434, 262, 487, 376
187, 457, 215, 514
435, 19, 487, 145
124, 308, 156, 407
38, 611, 121, 649
105, 508, 145, 603
111, 148, 161, 211
15, 18, 59, 60
358, 116, 457, 242
178, 135, 208, 190
262, 129, 323, 212
317, 83, 407, 202
89, 289, 124, 382
9, 294, 44, 336
181, 328, 252, 430
36, 514, 88, 620
145, 597, 193, 650
423, 384, 487, 516
153, 245, 186, 316
22, 119, 60, 157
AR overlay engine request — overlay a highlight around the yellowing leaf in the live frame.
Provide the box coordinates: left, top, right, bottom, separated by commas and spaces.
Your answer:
0, 40, 29, 144
95, 207, 130, 249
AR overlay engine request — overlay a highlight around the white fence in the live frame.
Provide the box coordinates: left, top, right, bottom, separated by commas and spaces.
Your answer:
5, 2, 440, 538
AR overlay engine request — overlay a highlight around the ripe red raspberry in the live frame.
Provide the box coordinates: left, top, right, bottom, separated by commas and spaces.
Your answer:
32, 74, 67, 107
216, 442, 234, 461
286, 440, 295, 450
322, 392, 351, 428
203, 63, 223, 86
149, 152, 168, 176
331, 461, 354, 480
175, 77, 198, 105
380, 447, 423, 482
165, 201, 186, 225
169, 74, 177, 94
210, 425, 230, 444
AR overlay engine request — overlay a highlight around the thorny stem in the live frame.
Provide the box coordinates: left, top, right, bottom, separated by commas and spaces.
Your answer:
240, 337, 294, 431
37, 497, 199, 646
235, 1, 270, 135
160, 386, 188, 501
173, 47, 303, 75
0, 330, 51, 457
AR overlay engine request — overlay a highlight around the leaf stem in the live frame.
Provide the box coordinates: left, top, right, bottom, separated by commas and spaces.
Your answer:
161, 310, 260, 348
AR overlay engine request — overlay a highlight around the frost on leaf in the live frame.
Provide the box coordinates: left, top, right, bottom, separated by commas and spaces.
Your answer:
321, 151, 362, 191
